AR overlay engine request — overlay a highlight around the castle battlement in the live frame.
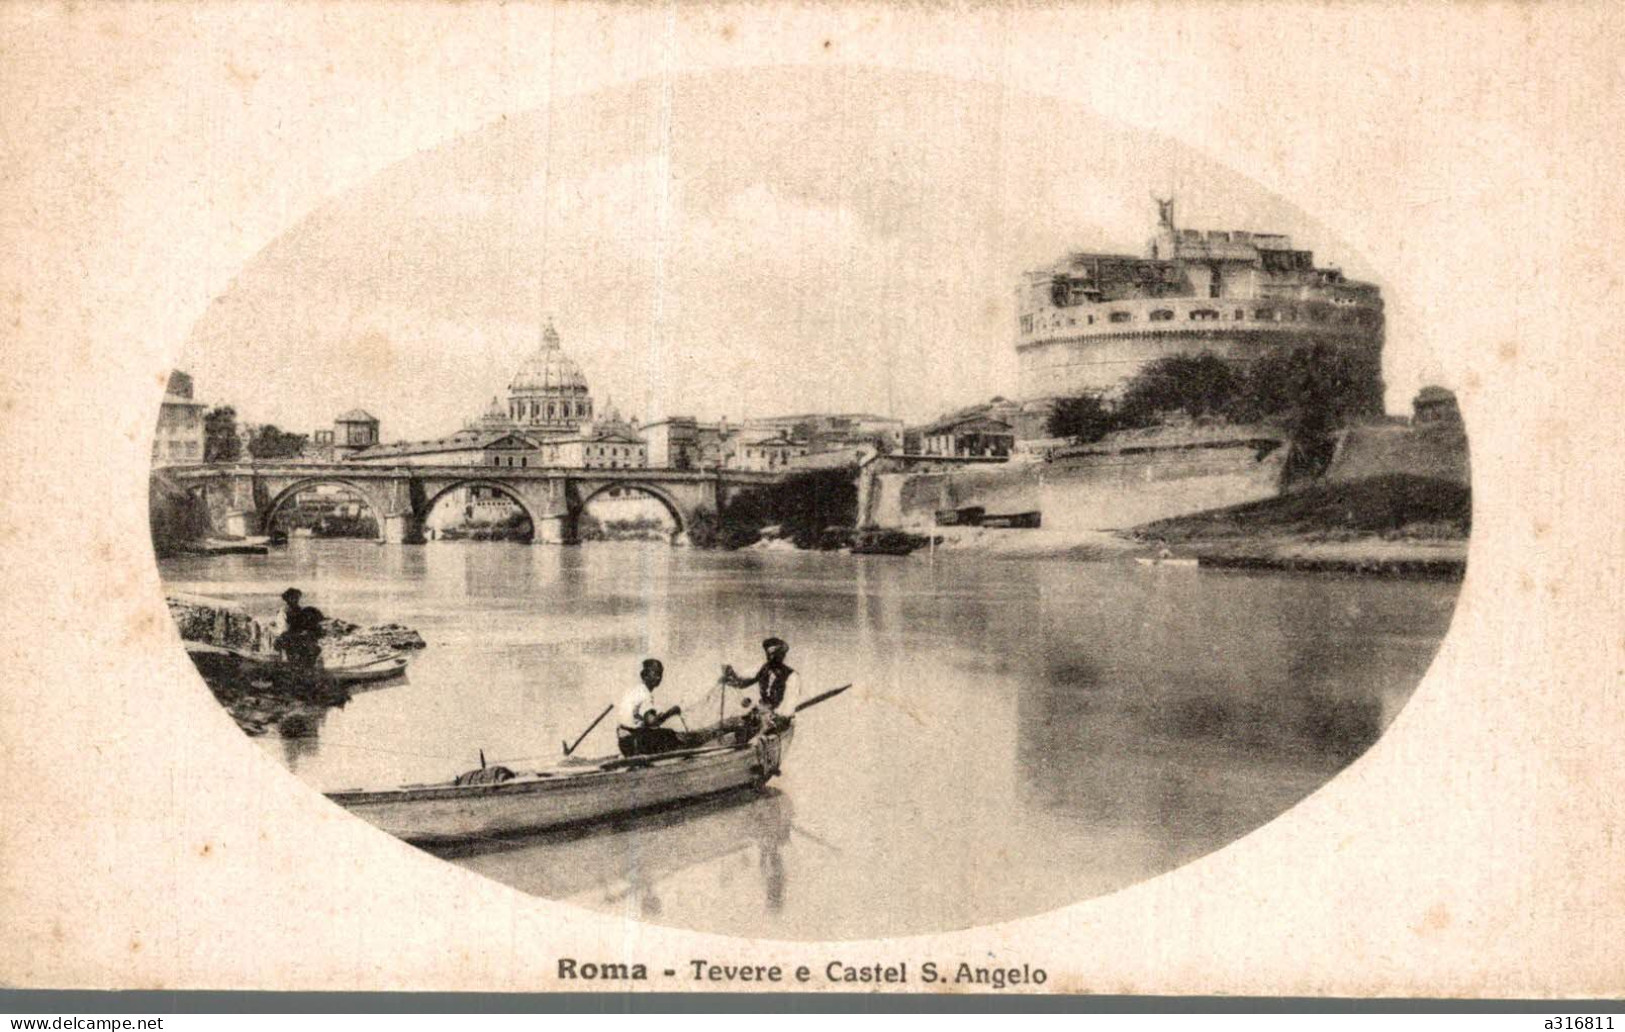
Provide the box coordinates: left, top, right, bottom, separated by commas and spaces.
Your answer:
1015, 200, 1384, 405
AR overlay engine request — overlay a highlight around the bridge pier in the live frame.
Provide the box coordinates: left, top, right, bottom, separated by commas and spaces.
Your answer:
381, 511, 424, 545
221, 508, 260, 539
532, 513, 578, 545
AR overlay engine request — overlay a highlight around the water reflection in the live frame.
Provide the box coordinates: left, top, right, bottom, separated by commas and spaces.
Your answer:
275, 708, 330, 771
159, 539, 1459, 939
439, 788, 795, 919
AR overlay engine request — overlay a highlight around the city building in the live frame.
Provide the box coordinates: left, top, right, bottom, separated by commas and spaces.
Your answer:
743, 412, 905, 454
1014, 198, 1384, 429
640, 416, 737, 470
733, 431, 809, 471
333, 409, 381, 459
153, 370, 207, 467
350, 430, 542, 467
911, 414, 1016, 459
1413, 386, 1462, 426
306, 429, 337, 463
542, 426, 647, 469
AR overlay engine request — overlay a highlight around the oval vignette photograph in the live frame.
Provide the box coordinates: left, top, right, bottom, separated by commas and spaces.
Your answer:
147, 67, 1471, 942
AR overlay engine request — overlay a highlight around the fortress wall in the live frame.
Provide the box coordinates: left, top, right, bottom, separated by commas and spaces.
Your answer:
867, 443, 1285, 533
1038, 446, 1288, 532
1018, 328, 1380, 402
1326, 424, 1470, 486
869, 467, 1044, 530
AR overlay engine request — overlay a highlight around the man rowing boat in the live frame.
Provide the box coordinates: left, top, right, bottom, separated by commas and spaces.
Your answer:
616, 658, 684, 757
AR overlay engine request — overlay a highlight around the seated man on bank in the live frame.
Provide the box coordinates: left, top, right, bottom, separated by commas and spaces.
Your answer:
273, 587, 325, 675
616, 658, 684, 757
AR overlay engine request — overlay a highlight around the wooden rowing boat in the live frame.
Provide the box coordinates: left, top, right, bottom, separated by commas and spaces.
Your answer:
326, 723, 795, 845
326, 655, 409, 684
184, 641, 409, 685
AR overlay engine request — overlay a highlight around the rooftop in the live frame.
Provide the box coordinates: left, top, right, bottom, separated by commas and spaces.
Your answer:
351, 430, 538, 459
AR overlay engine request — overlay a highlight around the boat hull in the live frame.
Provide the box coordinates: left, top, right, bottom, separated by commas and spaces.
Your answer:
327, 656, 408, 684
327, 726, 794, 845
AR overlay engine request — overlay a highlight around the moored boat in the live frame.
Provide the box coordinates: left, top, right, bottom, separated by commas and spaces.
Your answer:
326, 724, 795, 845
327, 655, 409, 684
184, 641, 410, 686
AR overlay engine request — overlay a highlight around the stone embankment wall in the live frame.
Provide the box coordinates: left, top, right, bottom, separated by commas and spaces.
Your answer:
866, 427, 1290, 533
866, 465, 1042, 530
1038, 443, 1288, 532
861, 420, 1469, 535
1325, 423, 1470, 486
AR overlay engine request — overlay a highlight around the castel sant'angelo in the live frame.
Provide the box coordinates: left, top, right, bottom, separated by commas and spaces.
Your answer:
1013, 199, 1385, 416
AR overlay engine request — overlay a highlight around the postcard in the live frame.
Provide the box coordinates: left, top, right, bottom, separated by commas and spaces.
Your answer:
1, 1, 1620, 999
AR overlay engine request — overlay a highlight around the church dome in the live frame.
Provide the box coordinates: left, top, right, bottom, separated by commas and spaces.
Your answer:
509, 320, 588, 394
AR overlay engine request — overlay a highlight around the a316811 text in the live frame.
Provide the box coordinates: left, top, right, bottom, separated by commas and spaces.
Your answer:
557, 958, 1047, 990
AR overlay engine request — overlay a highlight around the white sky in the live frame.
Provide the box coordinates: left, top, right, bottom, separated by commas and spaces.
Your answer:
181, 65, 1418, 443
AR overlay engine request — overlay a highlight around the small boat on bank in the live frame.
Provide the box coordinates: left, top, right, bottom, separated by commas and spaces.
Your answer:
850, 530, 928, 556
189, 538, 270, 556
981, 510, 1042, 529
326, 655, 410, 684
327, 724, 795, 846
184, 641, 409, 686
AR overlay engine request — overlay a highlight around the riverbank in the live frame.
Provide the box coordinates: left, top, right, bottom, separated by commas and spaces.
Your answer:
1124, 474, 1469, 577
167, 593, 426, 734
753, 472, 1469, 576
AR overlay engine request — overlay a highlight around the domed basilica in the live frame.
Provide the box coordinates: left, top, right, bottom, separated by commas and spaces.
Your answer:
503, 319, 594, 435
350, 317, 645, 472
461, 319, 594, 438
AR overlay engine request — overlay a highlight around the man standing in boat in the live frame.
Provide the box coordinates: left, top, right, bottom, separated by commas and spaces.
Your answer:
273, 587, 325, 675
723, 637, 795, 712
617, 658, 684, 757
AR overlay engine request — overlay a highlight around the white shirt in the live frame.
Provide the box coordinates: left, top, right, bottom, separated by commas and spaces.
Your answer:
617, 684, 656, 731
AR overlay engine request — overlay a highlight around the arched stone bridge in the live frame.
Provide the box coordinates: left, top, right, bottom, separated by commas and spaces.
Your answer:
165, 463, 786, 544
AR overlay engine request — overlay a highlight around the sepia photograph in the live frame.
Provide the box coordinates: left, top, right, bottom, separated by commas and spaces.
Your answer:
147, 64, 1470, 941
3, 0, 1621, 1005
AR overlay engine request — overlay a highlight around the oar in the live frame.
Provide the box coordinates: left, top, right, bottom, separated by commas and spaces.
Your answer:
562, 703, 614, 756
793, 684, 852, 714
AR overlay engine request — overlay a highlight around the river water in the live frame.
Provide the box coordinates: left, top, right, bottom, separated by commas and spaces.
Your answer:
158, 538, 1459, 940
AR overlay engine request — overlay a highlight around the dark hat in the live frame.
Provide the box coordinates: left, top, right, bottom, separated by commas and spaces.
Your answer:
762, 637, 787, 652
282, 588, 303, 602
641, 658, 664, 674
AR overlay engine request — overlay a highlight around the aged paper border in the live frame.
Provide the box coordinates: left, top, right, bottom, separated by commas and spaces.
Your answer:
1, 1, 1621, 996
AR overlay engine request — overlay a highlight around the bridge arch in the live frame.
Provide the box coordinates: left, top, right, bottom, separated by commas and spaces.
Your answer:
570, 480, 688, 541
264, 477, 389, 542
420, 479, 539, 542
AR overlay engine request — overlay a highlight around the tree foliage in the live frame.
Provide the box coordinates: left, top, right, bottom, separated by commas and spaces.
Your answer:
1115, 353, 1241, 429
1045, 393, 1115, 444
247, 424, 310, 460
714, 466, 861, 549
203, 406, 242, 463
1227, 344, 1384, 435
1043, 346, 1385, 466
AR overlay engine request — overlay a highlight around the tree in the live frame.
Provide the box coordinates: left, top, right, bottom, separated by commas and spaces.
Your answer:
203, 406, 242, 463
247, 424, 309, 460
1045, 393, 1116, 444
1228, 344, 1384, 433
1115, 353, 1240, 428
1228, 344, 1386, 478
